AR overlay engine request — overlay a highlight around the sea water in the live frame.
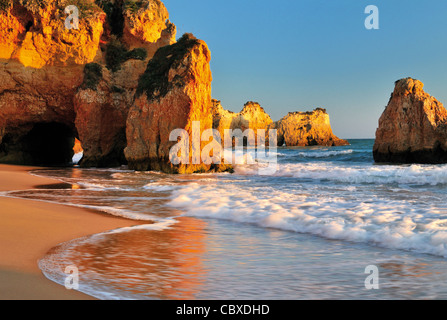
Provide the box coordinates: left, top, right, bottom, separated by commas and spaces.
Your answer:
5, 139, 447, 299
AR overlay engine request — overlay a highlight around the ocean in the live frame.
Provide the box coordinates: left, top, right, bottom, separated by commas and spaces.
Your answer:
5, 139, 447, 299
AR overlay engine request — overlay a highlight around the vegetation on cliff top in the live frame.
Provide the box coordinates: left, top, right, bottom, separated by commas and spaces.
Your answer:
18, 0, 51, 13
0, 0, 12, 12
123, 0, 144, 14
63, 0, 102, 17
105, 36, 148, 72
80, 63, 103, 90
288, 108, 327, 116
136, 33, 200, 100
0, 0, 102, 16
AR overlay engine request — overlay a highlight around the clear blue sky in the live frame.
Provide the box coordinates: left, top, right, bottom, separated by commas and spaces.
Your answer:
164, 0, 447, 138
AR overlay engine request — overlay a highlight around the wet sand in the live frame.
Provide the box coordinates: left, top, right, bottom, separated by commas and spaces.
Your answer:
0, 164, 139, 300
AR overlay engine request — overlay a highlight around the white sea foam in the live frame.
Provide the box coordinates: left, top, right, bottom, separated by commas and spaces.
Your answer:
28, 140, 447, 299
234, 162, 447, 186
90, 218, 178, 236
297, 149, 354, 158
0, 190, 157, 221
167, 180, 447, 258
143, 183, 178, 191
75, 182, 136, 191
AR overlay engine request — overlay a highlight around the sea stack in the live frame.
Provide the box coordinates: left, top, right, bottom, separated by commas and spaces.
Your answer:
269, 108, 349, 147
373, 78, 447, 164
211, 100, 273, 145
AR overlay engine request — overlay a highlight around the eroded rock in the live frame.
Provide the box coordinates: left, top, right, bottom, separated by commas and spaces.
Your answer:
211, 100, 273, 145
270, 108, 349, 147
373, 78, 447, 163
125, 34, 229, 173
0, 0, 176, 166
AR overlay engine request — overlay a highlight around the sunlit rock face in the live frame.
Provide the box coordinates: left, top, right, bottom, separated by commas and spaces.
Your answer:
125, 34, 231, 174
0, 0, 104, 165
121, 0, 176, 51
0, 0, 176, 166
212, 100, 346, 148
211, 100, 273, 146
269, 108, 349, 147
0, 0, 105, 67
374, 78, 447, 164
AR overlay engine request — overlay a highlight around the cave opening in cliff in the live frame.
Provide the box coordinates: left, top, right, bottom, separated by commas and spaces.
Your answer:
111, 0, 125, 36
21, 123, 77, 166
10, 3, 35, 41
25, 20, 33, 32
98, 0, 125, 37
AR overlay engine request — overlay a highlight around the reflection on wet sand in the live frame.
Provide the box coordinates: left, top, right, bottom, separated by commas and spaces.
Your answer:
44, 217, 208, 300
380, 262, 435, 278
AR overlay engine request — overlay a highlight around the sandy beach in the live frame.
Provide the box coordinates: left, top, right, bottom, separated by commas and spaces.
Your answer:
0, 164, 139, 300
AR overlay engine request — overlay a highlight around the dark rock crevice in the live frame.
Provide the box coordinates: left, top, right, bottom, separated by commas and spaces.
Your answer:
0, 122, 76, 166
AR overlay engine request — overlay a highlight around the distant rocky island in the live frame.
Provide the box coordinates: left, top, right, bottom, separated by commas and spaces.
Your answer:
212, 100, 348, 148
0, 0, 347, 173
374, 78, 447, 164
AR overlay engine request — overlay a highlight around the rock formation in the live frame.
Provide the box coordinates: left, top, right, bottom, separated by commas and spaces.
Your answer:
0, 0, 105, 165
212, 101, 346, 147
0, 0, 348, 172
124, 33, 230, 173
211, 100, 273, 145
0, 0, 106, 67
270, 108, 348, 147
121, 0, 175, 53
0, 0, 176, 166
373, 78, 447, 163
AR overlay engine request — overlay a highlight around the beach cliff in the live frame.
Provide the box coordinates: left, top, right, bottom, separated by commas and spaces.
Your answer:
0, 0, 175, 167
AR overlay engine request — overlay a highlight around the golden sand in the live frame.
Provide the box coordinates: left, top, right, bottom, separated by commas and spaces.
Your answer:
0, 164, 139, 300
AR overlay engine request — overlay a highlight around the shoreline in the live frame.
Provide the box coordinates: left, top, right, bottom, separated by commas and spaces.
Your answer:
0, 164, 140, 300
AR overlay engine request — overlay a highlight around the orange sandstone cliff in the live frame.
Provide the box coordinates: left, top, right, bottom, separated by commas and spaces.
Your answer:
0, 0, 176, 166
74, 1, 176, 166
125, 34, 230, 173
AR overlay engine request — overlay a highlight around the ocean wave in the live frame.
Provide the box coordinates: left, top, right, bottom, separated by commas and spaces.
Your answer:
234, 162, 447, 186
0, 190, 158, 221
143, 183, 178, 192
167, 182, 447, 258
296, 149, 354, 158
